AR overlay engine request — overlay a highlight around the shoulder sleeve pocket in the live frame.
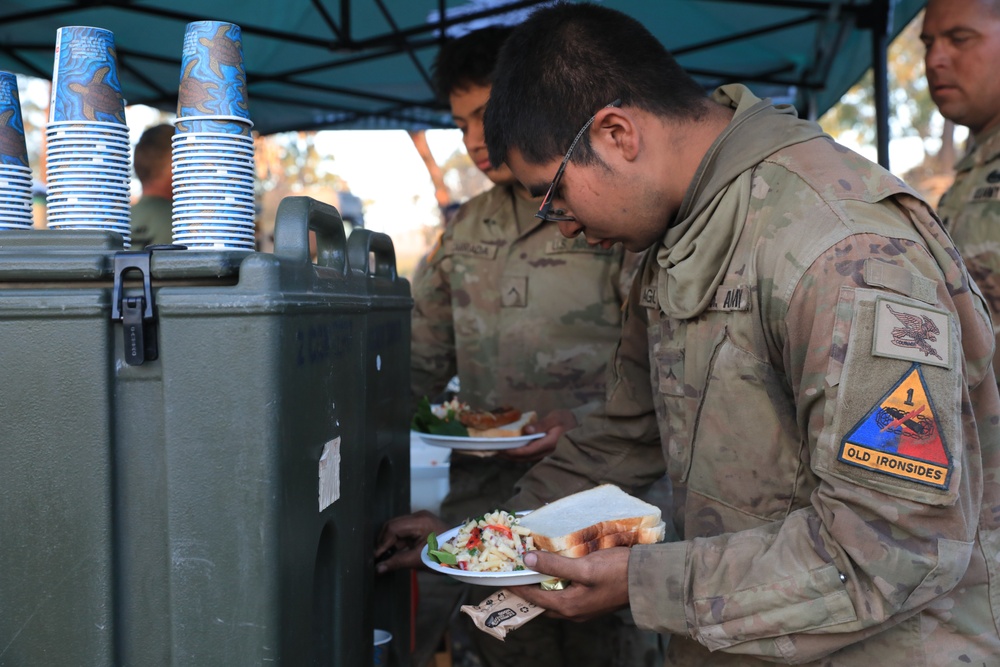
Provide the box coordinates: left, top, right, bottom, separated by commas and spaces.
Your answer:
814, 287, 964, 507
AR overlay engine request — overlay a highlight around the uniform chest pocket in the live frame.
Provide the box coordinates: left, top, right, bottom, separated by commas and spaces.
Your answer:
649, 316, 726, 483
689, 334, 804, 521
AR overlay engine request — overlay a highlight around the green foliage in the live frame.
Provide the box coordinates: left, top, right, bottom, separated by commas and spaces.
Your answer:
820, 12, 936, 148
411, 396, 469, 436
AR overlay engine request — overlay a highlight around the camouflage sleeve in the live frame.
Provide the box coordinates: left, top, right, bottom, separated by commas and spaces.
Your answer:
617, 249, 645, 303
628, 217, 996, 660
508, 270, 665, 511
568, 399, 601, 425
409, 234, 458, 409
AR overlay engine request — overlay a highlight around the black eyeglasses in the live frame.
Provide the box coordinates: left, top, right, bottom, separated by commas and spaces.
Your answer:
535, 99, 622, 223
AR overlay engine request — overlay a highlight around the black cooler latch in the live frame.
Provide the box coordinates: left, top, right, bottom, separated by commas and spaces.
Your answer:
111, 249, 163, 365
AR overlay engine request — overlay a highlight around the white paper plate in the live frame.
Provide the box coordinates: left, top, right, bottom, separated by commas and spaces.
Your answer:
411, 430, 544, 451
420, 522, 550, 586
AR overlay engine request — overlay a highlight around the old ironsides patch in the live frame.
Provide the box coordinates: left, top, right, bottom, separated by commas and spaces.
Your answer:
838, 364, 951, 490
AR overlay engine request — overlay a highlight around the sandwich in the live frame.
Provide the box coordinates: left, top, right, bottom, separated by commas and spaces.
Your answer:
517, 484, 665, 558
461, 408, 538, 438
413, 397, 537, 438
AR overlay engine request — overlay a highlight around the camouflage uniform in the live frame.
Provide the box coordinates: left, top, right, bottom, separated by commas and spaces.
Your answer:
410, 183, 651, 667
937, 124, 1000, 383
129, 195, 173, 250
410, 182, 632, 525
509, 86, 1000, 665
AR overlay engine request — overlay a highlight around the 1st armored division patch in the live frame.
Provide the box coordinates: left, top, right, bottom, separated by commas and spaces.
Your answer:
838, 364, 951, 489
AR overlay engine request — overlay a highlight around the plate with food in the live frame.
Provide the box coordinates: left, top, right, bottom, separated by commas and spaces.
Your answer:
421, 486, 669, 586
420, 510, 551, 586
411, 397, 544, 451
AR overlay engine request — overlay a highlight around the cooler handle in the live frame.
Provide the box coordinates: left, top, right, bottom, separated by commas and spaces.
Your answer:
347, 229, 397, 281
273, 196, 348, 273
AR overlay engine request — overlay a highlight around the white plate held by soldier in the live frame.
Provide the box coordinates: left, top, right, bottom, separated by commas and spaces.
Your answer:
411, 431, 544, 451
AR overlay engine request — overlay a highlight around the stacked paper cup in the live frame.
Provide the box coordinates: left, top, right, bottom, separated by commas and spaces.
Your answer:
172, 21, 256, 251
0, 71, 34, 230
45, 26, 131, 246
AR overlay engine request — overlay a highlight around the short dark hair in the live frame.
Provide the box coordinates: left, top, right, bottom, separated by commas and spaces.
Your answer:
485, 2, 707, 168
133, 124, 173, 183
431, 26, 512, 102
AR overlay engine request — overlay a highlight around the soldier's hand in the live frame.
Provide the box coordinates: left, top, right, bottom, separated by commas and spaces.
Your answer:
375, 510, 448, 574
501, 409, 577, 462
510, 547, 631, 622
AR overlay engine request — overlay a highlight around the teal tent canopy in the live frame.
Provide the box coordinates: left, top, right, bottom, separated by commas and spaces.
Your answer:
0, 0, 924, 139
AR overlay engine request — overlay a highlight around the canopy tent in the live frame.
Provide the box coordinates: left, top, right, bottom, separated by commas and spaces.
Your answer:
0, 0, 922, 161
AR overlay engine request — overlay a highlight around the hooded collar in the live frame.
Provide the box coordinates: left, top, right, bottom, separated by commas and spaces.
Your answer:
654, 84, 827, 318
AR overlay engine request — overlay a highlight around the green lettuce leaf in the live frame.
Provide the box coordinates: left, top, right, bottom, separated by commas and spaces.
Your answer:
411, 396, 469, 436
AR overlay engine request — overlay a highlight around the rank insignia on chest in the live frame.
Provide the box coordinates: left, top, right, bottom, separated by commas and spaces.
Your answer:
838, 364, 952, 489
871, 297, 951, 369
707, 285, 750, 312
501, 275, 528, 308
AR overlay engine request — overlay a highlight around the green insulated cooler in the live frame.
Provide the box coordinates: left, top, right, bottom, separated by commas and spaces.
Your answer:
0, 197, 412, 666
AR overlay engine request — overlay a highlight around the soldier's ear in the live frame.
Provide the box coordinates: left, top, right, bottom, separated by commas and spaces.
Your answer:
592, 106, 639, 163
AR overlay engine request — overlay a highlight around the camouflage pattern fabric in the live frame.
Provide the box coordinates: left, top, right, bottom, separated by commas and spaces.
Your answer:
410, 182, 634, 525
129, 195, 173, 250
410, 183, 649, 667
937, 124, 1000, 384
509, 88, 1000, 665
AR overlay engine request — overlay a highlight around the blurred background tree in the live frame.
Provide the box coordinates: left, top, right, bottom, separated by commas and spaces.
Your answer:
819, 10, 960, 204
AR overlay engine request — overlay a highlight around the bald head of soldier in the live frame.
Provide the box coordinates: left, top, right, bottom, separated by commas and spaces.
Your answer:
922, 0, 1000, 137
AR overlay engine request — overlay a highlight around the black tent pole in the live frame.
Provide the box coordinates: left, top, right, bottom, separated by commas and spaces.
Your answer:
871, 0, 893, 169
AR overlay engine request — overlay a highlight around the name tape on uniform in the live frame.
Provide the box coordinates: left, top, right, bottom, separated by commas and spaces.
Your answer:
707, 285, 751, 312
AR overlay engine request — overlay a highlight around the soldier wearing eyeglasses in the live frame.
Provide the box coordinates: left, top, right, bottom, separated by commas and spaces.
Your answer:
484, 3, 1000, 666
397, 26, 654, 667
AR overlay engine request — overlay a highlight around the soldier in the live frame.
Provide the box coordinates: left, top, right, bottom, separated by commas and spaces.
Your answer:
477, 4, 1000, 666
922, 0, 1000, 384
131, 124, 174, 249
387, 26, 654, 667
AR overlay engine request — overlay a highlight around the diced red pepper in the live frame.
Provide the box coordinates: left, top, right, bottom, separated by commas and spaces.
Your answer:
467, 527, 483, 551
458, 561, 468, 570
486, 524, 512, 539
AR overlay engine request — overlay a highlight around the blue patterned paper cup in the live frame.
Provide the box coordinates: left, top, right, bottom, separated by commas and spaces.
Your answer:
0, 71, 29, 167
49, 27, 126, 124
177, 22, 250, 127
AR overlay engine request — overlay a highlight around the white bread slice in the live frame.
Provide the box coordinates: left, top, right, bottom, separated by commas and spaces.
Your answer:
518, 484, 661, 555
556, 521, 666, 558
467, 411, 537, 438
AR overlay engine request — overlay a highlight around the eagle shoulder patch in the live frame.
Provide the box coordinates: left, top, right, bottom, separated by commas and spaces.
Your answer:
871, 296, 951, 369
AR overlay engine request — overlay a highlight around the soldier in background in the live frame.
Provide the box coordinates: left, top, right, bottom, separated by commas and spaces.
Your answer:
383, 26, 654, 667
922, 0, 1000, 384
481, 4, 1000, 665
131, 124, 174, 249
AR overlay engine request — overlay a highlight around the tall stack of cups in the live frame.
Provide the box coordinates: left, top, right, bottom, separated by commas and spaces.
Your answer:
0, 71, 34, 230
172, 21, 256, 251
45, 26, 131, 246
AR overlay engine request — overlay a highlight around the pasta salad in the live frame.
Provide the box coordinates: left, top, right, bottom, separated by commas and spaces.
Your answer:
428, 510, 535, 572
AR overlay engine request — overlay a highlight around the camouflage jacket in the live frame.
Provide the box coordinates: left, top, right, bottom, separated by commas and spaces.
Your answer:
937, 124, 1000, 382
410, 183, 634, 522
129, 195, 173, 250
510, 98, 1000, 664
